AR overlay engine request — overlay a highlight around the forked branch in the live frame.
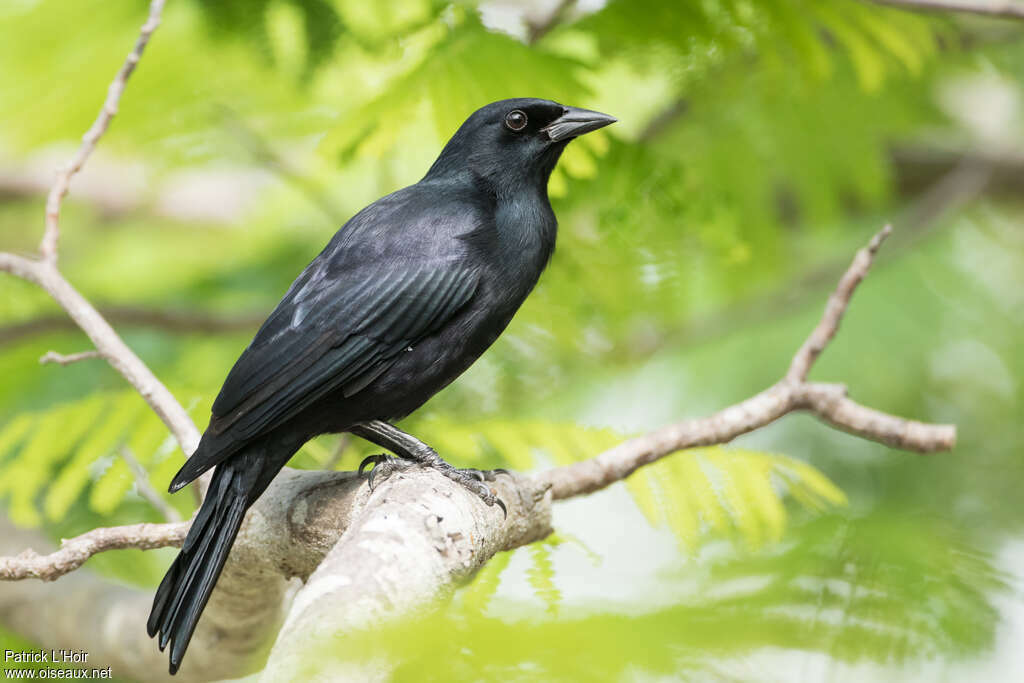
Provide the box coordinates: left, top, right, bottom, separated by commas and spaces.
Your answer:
0, 225, 956, 584
0, 0, 201, 462
537, 225, 954, 499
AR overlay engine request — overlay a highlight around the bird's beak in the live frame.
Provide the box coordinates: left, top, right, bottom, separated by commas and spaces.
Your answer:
542, 106, 617, 142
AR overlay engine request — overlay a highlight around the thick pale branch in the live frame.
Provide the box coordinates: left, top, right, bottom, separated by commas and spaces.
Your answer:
261, 469, 550, 680
0, 1, 961, 664
0, 466, 548, 679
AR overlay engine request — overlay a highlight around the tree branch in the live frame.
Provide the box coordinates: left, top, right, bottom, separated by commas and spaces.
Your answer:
525, 0, 575, 44
0, 521, 188, 582
261, 470, 549, 680
869, 0, 1024, 19
786, 225, 891, 383
39, 349, 103, 366
0, 0, 202, 465
121, 447, 184, 523
0, 306, 266, 348
537, 225, 953, 500
40, 0, 166, 263
0, 224, 954, 586
0, 2, 959, 671
0, 256, 201, 460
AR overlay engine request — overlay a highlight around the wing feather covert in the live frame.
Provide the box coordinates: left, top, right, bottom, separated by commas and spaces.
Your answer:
209, 261, 479, 442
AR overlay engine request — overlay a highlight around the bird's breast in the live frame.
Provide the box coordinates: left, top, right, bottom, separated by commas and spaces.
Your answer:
490, 193, 557, 278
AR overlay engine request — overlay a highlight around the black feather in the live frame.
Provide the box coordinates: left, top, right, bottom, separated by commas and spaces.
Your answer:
150, 456, 260, 674
150, 98, 615, 673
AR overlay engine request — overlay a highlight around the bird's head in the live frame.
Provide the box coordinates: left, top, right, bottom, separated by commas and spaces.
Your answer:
425, 98, 616, 196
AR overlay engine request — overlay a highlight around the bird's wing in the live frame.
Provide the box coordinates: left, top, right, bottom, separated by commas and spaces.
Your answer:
209, 259, 478, 443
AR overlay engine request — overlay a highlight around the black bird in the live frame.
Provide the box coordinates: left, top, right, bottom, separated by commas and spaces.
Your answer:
147, 98, 616, 674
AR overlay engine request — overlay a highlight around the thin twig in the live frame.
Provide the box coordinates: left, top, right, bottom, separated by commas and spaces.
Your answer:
637, 98, 689, 143
40, 0, 167, 263
0, 521, 188, 582
0, 0, 202, 472
219, 106, 346, 226
0, 306, 266, 348
869, 0, 1024, 19
323, 434, 352, 471
120, 447, 183, 522
1, 242, 201, 461
787, 225, 891, 382
538, 225, 954, 500
525, 0, 575, 44
39, 349, 103, 366
0, 224, 958, 581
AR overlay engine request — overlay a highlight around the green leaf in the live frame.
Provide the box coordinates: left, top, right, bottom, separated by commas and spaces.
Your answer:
813, 3, 888, 93
0, 396, 105, 526
527, 543, 561, 615
622, 447, 846, 551
319, 14, 588, 161
459, 550, 513, 615
0, 413, 35, 465
43, 393, 146, 522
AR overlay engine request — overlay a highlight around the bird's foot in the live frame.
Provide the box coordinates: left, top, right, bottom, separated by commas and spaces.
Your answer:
357, 454, 509, 518
358, 454, 414, 491
352, 421, 510, 517
437, 465, 509, 518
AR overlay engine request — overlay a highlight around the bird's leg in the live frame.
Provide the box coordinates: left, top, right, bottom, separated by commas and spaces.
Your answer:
351, 420, 508, 516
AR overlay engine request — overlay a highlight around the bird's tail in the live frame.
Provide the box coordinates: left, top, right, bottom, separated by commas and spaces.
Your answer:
147, 454, 260, 675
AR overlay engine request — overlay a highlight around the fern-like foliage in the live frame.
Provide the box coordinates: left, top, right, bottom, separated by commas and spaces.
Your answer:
299, 514, 1005, 680
625, 447, 847, 551
196, 0, 345, 77
316, 9, 591, 162
0, 389, 844, 564
0, 391, 203, 526
526, 543, 562, 616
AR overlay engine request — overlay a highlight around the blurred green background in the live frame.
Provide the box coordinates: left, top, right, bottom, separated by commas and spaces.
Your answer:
1, 0, 1022, 680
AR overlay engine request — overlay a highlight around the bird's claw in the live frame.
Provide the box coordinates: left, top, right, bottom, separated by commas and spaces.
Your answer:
456, 467, 511, 482
359, 454, 412, 491
438, 467, 508, 519
358, 453, 385, 476
359, 454, 508, 517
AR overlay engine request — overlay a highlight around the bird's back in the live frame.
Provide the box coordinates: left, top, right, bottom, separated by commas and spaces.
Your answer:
177, 177, 553, 480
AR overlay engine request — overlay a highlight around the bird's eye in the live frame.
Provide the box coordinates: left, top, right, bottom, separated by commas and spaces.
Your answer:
504, 110, 528, 132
